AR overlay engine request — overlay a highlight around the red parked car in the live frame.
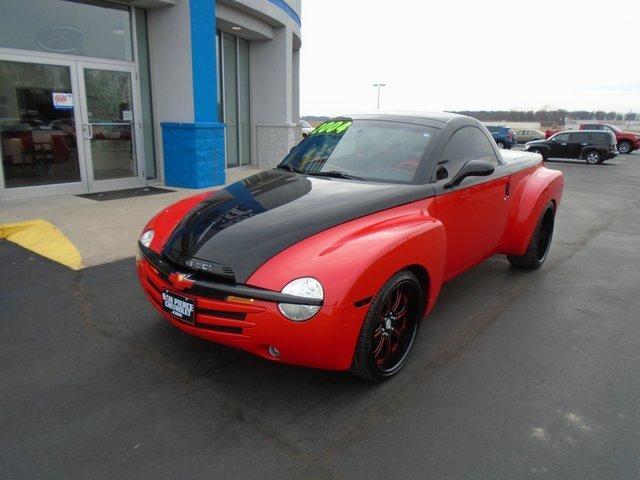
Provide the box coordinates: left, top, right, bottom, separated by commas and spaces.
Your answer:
137, 113, 564, 381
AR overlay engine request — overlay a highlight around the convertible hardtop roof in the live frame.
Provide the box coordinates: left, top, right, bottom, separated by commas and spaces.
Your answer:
339, 111, 472, 128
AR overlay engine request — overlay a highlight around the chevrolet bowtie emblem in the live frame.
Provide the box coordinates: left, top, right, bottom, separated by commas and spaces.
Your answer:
169, 272, 194, 291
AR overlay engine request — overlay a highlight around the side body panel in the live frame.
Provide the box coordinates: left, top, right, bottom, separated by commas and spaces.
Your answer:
434, 174, 510, 281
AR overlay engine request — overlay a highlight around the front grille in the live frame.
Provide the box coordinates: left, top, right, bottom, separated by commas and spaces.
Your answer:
140, 259, 265, 337
164, 249, 236, 284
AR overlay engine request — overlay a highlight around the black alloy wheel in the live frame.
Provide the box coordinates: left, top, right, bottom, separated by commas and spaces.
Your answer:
585, 151, 601, 165
350, 271, 423, 381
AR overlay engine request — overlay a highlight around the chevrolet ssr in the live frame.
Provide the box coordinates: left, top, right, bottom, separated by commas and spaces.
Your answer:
137, 112, 564, 381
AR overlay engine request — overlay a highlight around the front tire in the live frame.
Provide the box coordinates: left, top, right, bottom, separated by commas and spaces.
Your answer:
350, 270, 423, 381
585, 150, 601, 165
529, 147, 545, 159
507, 202, 555, 269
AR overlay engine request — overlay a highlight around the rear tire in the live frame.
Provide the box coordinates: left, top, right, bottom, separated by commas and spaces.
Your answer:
496, 141, 505, 149
618, 140, 631, 154
507, 202, 555, 269
350, 270, 423, 382
585, 150, 601, 165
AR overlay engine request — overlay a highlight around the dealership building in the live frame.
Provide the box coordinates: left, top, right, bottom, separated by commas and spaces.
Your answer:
0, 0, 301, 200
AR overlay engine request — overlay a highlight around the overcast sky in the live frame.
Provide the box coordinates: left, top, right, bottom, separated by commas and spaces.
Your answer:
299, 0, 640, 116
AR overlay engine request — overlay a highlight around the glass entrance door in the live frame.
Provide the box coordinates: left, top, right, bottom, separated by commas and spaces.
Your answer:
78, 63, 144, 191
0, 54, 145, 199
0, 56, 86, 197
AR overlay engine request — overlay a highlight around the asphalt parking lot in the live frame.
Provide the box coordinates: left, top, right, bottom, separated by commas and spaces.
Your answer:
2, 152, 640, 479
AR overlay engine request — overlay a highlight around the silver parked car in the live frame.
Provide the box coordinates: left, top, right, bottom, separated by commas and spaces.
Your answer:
515, 129, 545, 144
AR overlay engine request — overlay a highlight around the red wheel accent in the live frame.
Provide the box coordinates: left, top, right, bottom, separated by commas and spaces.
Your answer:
371, 281, 419, 373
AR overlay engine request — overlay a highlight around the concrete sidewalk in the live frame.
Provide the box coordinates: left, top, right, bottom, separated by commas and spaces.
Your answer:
0, 167, 264, 268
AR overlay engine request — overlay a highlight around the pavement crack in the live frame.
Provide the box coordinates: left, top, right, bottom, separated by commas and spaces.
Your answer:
236, 410, 314, 466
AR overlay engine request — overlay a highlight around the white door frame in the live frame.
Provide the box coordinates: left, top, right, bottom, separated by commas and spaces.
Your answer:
0, 47, 146, 200
0, 51, 89, 201
76, 61, 145, 193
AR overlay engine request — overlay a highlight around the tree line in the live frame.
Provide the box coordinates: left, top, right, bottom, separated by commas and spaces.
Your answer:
302, 110, 639, 126
450, 110, 638, 124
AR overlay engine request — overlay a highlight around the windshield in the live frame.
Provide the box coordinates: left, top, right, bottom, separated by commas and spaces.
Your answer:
280, 119, 437, 184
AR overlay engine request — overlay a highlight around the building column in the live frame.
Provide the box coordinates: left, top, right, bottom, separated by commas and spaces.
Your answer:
251, 26, 299, 168
158, 0, 225, 188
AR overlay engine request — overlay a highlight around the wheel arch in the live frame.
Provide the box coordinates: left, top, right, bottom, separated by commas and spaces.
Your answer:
501, 166, 564, 256
580, 146, 605, 159
405, 263, 430, 315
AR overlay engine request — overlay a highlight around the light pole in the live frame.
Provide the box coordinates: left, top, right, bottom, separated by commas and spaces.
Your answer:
372, 83, 386, 110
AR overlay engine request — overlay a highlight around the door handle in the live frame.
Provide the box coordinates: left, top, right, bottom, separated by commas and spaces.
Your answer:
561, 143, 567, 146
581, 143, 588, 146
83, 123, 93, 140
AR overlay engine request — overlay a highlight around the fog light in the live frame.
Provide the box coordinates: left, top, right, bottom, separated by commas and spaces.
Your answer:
268, 346, 280, 358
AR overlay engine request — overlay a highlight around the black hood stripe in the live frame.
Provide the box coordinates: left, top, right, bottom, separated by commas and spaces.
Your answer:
163, 170, 434, 283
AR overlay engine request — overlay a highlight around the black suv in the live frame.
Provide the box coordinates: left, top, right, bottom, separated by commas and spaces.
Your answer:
523, 131, 618, 164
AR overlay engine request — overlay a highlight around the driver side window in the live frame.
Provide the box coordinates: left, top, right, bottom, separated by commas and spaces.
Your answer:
433, 126, 498, 181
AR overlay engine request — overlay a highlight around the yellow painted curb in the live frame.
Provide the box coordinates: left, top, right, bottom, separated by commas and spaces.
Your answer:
0, 219, 83, 270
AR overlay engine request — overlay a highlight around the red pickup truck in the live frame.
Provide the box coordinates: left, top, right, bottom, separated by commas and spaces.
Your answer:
137, 112, 564, 380
546, 124, 640, 154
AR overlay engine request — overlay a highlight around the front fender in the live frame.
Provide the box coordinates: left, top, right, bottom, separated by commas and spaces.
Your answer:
144, 192, 213, 253
501, 165, 564, 255
527, 144, 551, 155
247, 199, 446, 311
246, 199, 445, 370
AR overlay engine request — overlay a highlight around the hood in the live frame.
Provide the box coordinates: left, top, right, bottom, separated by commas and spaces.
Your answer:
162, 169, 432, 283
525, 139, 548, 146
621, 130, 640, 137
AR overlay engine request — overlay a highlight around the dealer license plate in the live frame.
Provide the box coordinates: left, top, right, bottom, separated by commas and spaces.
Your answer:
162, 289, 195, 324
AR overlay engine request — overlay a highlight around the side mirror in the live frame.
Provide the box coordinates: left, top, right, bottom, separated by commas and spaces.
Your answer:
444, 160, 495, 189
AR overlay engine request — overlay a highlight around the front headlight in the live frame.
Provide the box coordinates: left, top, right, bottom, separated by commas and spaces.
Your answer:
139, 229, 154, 248
278, 277, 324, 321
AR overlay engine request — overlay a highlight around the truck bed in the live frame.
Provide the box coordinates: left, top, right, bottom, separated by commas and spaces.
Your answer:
500, 149, 542, 171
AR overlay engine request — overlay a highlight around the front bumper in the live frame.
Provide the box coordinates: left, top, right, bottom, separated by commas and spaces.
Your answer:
136, 246, 366, 371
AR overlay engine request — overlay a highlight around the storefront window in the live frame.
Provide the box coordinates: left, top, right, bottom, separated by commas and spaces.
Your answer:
220, 32, 252, 168
0, 0, 133, 61
223, 33, 239, 168
0, 60, 81, 188
238, 38, 251, 166
135, 8, 156, 179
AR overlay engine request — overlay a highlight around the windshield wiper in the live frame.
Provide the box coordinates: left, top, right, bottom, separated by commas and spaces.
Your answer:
305, 170, 363, 180
276, 164, 301, 173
